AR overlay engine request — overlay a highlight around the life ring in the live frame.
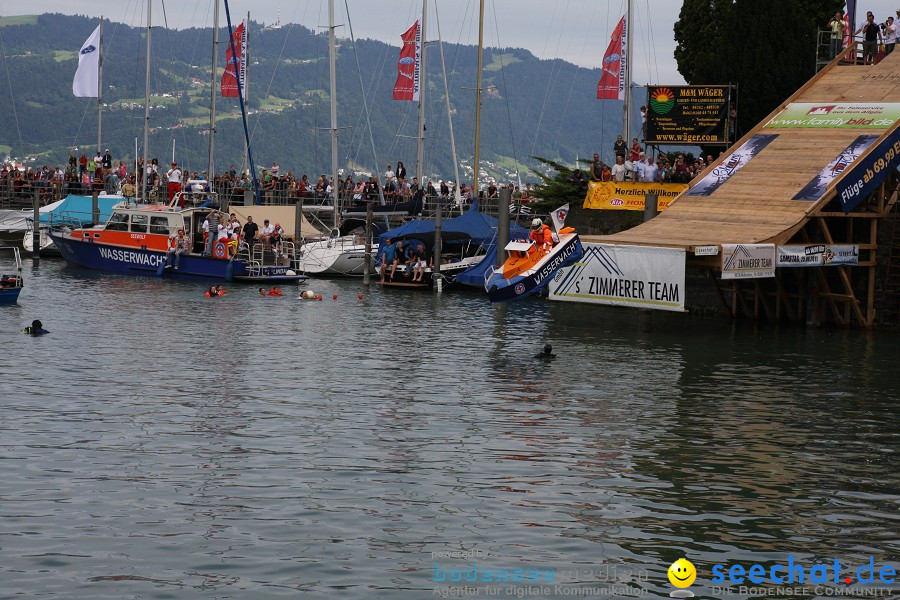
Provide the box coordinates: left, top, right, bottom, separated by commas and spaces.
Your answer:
213, 241, 228, 259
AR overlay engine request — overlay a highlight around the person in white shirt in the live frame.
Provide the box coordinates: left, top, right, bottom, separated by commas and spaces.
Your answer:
384, 164, 395, 184
166, 161, 183, 202
641, 156, 660, 183
633, 152, 648, 181
261, 219, 275, 250
885, 16, 897, 55
270, 161, 280, 176
610, 156, 626, 182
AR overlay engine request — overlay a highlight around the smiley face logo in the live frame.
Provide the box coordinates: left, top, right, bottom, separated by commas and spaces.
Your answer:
668, 558, 696, 588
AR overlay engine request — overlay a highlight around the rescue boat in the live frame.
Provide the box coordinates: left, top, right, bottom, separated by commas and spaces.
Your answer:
46, 193, 306, 284
484, 227, 583, 302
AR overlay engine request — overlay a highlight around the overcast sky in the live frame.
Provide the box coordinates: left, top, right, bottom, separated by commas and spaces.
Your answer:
4, 1, 896, 85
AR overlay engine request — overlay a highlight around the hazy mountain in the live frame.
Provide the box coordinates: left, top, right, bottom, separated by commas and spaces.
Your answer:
0, 13, 637, 183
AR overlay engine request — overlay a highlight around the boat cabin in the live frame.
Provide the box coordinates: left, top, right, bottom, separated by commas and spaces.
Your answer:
79, 204, 185, 252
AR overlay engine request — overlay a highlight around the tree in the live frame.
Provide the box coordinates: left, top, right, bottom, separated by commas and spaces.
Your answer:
674, 0, 843, 136
529, 156, 587, 212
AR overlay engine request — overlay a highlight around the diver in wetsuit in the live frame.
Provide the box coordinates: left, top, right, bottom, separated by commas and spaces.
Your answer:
534, 344, 555, 359
22, 320, 49, 335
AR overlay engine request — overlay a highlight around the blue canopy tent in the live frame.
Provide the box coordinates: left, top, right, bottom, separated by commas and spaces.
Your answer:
375, 201, 528, 278
36, 195, 121, 227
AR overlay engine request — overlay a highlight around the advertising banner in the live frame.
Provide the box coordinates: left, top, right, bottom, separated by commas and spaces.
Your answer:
776, 245, 859, 267
221, 22, 247, 98
392, 21, 421, 101
583, 181, 687, 211
763, 102, 900, 129
645, 85, 732, 145
597, 15, 626, 101
549, 243, 686, 312
793, 135, 880, 201
686, 134, 778, 197
721, 244, 776, 279
836, 130, 900, 212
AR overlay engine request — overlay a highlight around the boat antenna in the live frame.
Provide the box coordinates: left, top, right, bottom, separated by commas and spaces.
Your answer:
223, 0, 261, 205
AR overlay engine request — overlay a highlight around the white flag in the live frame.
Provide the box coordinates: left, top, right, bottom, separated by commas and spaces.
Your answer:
550, 203, 570, 232
73, 25, 101, 98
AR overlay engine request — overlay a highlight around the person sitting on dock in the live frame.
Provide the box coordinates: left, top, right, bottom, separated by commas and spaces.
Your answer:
261, 219, 275, 250
411, 242, 428, 282
379, 238, 398, 282
166, 228, 189, 270
530, 218, 553, 253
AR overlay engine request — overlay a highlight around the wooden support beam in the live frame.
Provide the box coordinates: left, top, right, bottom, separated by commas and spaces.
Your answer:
775, 271, 798, 322
708, 269, 734, 318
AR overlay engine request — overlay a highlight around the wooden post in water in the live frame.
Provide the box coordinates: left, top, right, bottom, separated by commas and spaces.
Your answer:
643, 193, 658, 222
92, 190, 100, 226
434, 203, 443, 293
32, 189, 40, 259
498, 187, 511, 267
363, 200, 373, 285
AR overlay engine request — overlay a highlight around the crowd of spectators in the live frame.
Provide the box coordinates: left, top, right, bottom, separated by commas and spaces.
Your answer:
579, 138, 722, 186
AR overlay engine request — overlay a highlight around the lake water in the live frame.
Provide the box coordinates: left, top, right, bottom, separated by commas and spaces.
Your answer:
1, 259, 898, 599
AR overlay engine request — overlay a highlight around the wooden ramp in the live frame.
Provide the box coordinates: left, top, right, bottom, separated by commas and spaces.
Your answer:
587, 51, 900, 249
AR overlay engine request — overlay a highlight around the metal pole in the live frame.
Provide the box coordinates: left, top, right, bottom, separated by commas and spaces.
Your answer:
97, 17, 103, 154
415, 0, 427, 184
32, 189, 40, 259
363, 200, 373, 285
209, 0, 219, 181
473, 0, 484, 196
435, 1, 462, 203
243, 11, 250, 175
142, 0, 152, 204
92, 190, 100, 225
623, 0, 633, 144
643, 193, 658, 222
328, 0, 340, 228
433, 203, 442, 293
497, 187, 510, 267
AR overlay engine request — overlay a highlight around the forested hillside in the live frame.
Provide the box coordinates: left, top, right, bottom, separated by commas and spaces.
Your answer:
0, 13, 634, 183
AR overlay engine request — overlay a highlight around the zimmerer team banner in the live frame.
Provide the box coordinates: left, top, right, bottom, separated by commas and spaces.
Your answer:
549, 243, 686, 312
645, 85, 732, 145
583, 181, 687, 211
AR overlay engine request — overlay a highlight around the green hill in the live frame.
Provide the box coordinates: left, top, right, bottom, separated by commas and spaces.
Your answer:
0, 13, 636, 183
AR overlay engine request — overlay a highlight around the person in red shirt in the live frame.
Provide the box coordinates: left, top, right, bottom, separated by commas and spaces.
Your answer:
629, 138, 642, 162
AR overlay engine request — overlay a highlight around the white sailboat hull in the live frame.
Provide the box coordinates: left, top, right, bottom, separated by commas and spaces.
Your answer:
299, 236, 377, 276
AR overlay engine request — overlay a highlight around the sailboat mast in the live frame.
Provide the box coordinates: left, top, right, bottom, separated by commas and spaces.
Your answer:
472, 0, 484, 197
243, 11, 250, 175
415, 0, 427, 184
209, 0, 219, 180
328, 0, 340, 228
435, 0, 462, 201
97, 17, 103, 153
142, 0, 152, 202
623, 0, 633, 145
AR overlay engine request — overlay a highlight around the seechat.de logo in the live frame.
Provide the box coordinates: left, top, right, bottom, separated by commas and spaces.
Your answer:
81, 45, 96, 55
399, 57, 415, 65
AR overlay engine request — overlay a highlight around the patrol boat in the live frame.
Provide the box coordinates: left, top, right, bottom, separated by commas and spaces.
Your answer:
484, 227, 583, 302
46, 194, 306, 283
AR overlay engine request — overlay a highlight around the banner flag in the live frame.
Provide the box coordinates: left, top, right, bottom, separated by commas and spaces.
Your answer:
597, 15, 625, 100
393, 20, 421, 101
686, 134, 778, 197
582, 181, 687, 211
550, 204, 570, 232
73, 24, 101, 98
221, 21, 247, 98
793, 135, 879, 201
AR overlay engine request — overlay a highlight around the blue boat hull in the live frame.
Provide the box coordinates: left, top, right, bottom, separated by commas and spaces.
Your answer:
485, 235, 583, 302
0, 287, 22, 304
48, 232, 302, 283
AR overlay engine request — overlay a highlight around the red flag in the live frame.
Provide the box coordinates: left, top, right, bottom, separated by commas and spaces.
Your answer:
597, 16, 626, 100
221, 22, 246, 98
393, 20, 420, 101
